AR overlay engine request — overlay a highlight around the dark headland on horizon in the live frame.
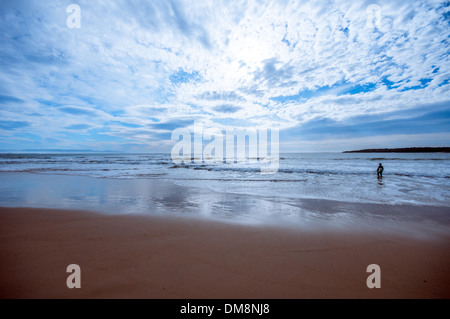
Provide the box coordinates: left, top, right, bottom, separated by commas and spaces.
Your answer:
343, 147, 450, 153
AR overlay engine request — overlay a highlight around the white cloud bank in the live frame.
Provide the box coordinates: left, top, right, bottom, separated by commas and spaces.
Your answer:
0, 0, 449, 151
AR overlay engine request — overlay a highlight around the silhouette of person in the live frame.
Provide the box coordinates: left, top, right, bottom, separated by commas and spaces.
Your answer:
377, 163, 384, 178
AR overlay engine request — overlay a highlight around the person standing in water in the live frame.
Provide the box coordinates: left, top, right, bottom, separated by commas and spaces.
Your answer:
377, 163, 384, 178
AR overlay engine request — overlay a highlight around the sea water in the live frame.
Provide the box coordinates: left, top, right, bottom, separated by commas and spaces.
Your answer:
0, 152, 448, 207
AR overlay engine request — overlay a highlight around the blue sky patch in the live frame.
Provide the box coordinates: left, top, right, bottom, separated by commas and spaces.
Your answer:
169, 69, 201, 84
0, 120, 29, 130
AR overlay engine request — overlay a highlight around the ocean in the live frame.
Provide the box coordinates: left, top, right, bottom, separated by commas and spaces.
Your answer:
0, 152, 448, 207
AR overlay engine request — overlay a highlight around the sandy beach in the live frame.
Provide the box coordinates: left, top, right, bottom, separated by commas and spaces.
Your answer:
1, 206, 449, 299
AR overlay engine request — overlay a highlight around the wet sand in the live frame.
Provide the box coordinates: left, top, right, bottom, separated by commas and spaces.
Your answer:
1, 207, 449, 298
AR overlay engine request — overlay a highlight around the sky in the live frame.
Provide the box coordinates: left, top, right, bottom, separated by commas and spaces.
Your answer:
0, 0, 449, 152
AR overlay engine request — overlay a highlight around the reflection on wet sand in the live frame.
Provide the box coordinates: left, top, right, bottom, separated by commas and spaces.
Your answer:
1, 172, 450, 239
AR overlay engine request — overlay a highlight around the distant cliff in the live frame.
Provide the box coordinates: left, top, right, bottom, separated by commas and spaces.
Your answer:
343, 147, 450, 153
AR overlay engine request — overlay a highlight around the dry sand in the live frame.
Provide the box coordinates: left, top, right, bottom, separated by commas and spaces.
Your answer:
0, 207, 449, 298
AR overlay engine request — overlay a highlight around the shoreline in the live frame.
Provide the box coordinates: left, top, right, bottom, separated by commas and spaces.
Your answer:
1, 206, 450, 298
1, 172, 450, 240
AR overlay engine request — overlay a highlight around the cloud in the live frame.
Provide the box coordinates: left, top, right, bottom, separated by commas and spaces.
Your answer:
198, 91, 245, 102
0, 0, 449, 151
212, 104, 242, 113
284, 100, 450, 140
253, 58, 295, 87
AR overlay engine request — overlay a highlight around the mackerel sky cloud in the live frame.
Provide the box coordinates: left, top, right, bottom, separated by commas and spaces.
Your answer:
0, 0, 449, 152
